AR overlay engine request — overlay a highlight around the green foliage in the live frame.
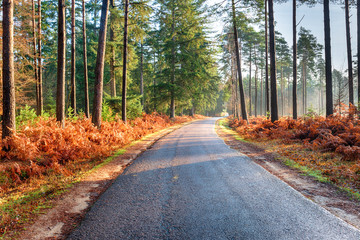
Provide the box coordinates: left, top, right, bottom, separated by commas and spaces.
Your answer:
105, 95, 143, 121
102, 101, 115, 122
16, 106, 38, 126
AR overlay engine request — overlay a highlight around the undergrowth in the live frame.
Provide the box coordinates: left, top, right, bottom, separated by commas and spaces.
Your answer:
226, 105, 360, 195
0, 112, 202, 237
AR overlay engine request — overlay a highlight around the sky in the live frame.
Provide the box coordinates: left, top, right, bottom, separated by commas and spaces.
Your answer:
208, 0, 358, 71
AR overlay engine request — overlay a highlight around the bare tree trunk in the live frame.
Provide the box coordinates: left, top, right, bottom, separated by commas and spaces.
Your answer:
249, 47, 252, 116
302, 61, 306, 115
37, 0, 43, 116
56, 0, 66, 128
71, 0, 76, 114
345, 0, 354, 105
82, 0, 90, 118
140, 42, 144, 106
281, 66, 284, 116
324, 0, 333, 116
110, 8, 116, 98
292, 0, 297, 119
2, 0, 16, 139
92, 0, 110, 127
260, 68, 263, 115
358, 0, 360, 106
121, 0, 129, 122
32, 0, 38, 115
265, 0, 270, 116
232, 0, 248, 121
170, 1, 176, 119
269, 0, 278, 122
254, 45, 258, 117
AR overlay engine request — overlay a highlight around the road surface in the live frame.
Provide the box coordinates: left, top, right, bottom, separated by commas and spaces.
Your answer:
68, 118, 360, 240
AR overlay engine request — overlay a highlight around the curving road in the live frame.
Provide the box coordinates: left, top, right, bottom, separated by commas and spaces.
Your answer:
68, 118, 360, 240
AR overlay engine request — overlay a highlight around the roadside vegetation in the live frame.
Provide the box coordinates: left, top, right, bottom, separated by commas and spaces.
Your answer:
0, 108, 201, 238
224, 107, 360, 198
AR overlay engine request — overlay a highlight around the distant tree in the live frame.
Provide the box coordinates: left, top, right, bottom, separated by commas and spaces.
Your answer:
297, 27, 322, 115
2, 0, 16, 139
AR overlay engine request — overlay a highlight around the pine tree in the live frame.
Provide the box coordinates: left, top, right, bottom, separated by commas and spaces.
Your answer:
2, 0, 16, 139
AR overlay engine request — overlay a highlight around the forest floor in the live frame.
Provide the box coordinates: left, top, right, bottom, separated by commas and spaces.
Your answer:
216, 118, 360, 230
0, 116, 200, 240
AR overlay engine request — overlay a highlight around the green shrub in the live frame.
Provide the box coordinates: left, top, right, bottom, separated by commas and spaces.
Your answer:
16, 105, 38, 126
105, 95, 143, 121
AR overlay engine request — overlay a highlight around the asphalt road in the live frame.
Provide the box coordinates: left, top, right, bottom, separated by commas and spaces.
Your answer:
68, 118, 360, 240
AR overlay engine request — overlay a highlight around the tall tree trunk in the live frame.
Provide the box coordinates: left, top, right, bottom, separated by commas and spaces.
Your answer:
249, 47, 252, 116
232, 0, 248, 121
110, 9, 116, 98
140, 42, 144, 106
292, 0, 297, 119
71, 0, 76, 113
32, 0, 38, 115
82, 0, 90, 118
281, 66, 284, 116
37, 0, 43, 116
2, 0, 15, 139
302, 61, 306, 115
92, 0, 110, 127
255, 65, 258, 117
265, 0, 270, 115
345, 0, 354, 105
269, 0, 278, 122
254, 45, 258, 117
358, 0, 360, 106
324, 0, 333, 116
170, 1, 176, 119
121, 0, 129, 122
260, 68, 263, 115
56, 0, 66, 128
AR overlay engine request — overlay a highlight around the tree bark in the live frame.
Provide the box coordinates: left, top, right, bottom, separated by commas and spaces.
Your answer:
82, 0, 90, 118
56, 0, 66, 128
292, 0, 297, 119
32, 0, 38, 115
2, 0, 16, 139
232, 0, 248, 121
110, 9, 116, 98
170, 1, 176, 119
71, 0, 76, 113
121, 0, 129, 122
140, 42, 144, 106
37, 0, 43, 115
92, 0, 110, 127
249, 47, 252, 116
269, 0, 278, 122
324, 0, 333, 116
358, 0, 360, 106
281, 66, 284, 116
265, 0, 270, 116
345, 0, 354, 105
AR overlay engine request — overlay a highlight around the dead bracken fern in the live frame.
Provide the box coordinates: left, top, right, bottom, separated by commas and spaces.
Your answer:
0, 113, 200, 192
